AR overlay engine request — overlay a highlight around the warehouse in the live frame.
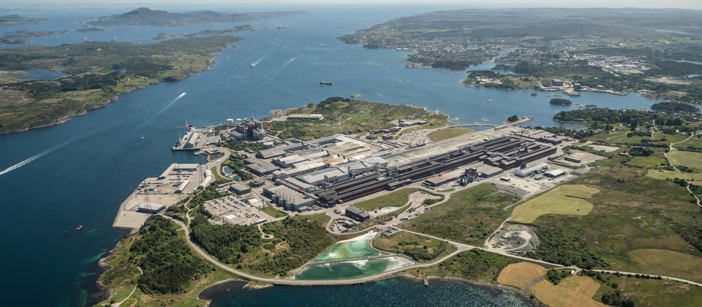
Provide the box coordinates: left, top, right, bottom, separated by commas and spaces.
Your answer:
544, 168, 566, 178
263, 185, 316, 211
514, 163, 548, 177
423, 169, 465, 187
245, 160, 280, 176
346, 206, 370, 222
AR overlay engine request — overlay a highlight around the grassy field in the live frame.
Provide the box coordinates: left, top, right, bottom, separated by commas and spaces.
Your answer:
262, 205, 287, 218
427, 127, 473, 142
401, 183, 519, 245
354, 188, 420, 211
531, 276, 605, 307
590, 272, 702, 307
626, 249, 702, 283
372, 231, 455, 262
511, 184, 599, 223
527, 164, 702, 277
674, 136, 702, 152
626, 154, 667, 168
497, 262, 546, 289
646, 169, 702, 181
669, 150, 702, 171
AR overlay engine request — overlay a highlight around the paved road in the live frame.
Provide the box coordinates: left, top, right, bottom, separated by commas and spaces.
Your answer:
592, 269, 702, 288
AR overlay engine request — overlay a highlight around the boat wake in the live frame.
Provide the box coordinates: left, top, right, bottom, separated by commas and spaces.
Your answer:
260, 57, 297, 85
0, 140, 70, 176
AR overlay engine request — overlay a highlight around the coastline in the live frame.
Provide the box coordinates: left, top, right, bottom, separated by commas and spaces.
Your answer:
0, 48, 223, 135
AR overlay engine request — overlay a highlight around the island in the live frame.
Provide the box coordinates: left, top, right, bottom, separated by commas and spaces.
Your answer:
339, 8, 702, 104
0, 35, 240, 134
549, 98, 573, 106
97, 97, 702, 307
85, 7, 302, 27
0, 14, 48, 26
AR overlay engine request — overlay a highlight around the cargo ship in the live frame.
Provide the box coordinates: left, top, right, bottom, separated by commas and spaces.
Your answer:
319, 80, 332, 85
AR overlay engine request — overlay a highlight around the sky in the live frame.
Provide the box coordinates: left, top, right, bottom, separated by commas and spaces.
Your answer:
2, 0, 701, 9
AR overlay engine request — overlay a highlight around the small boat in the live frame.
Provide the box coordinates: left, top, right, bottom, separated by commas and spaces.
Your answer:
320, 80, 332, 85
530, 93, 538, 96
250, 63, 256, 68
75, 225, 84, 231
485, 99, 492, 103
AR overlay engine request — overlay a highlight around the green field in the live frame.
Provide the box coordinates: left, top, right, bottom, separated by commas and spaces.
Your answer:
372, 231, 454, 262
646, 169, 702, 181
625, 154, 667, 168
527, 165, 702, 276
669, 150, 702, 171
263, 205, 287, 218
427, 128, 473, 142
511, 184, 599, 223
627, 249, 702, 283
674, 136, 702, 152
401, 184, 519, 245
353, 188, 420, 211
590, 271, 702, 307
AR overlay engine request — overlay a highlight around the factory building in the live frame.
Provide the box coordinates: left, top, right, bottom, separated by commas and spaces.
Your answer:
423, 169, 465, 187
263, 185, 316, 211
477, 164, 504, 178
299, 167, 349, 185
176, 180, 189, 193
234, 117, 266, 141
544, 168, 566, 178
345, 206, 370, 222
228, 183, 251, 195
257, 143, 306, 159
514, 163, 549, 177
245, 160, 279, 176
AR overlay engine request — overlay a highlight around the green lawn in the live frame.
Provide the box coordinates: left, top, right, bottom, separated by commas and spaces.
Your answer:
646, 169, 702, 181
625, 154, 667, 168
669, 150, 702, 171
674, 136, 702, 152
263, 205, 287, 218
511, 184, 599, 223
401, 183, 519, 245
590, 272, 702, 307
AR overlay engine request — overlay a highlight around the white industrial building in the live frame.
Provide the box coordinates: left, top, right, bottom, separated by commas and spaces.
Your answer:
514, 163, 548, 177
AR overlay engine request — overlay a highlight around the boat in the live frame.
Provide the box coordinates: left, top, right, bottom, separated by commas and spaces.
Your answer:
530, 93, 538, 96
75, 225, 83, 231
250, 63, 256, 68
485, 99, 492, 103
320, 80, 332, 85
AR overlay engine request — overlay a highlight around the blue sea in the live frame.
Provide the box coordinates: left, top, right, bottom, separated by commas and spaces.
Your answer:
0, 4, 667, 306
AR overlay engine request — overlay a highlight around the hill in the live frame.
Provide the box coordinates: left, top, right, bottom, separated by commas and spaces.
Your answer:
86, 7, 302, 26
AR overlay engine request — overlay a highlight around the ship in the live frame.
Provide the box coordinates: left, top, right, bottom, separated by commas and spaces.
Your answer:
320, 80, 332, 85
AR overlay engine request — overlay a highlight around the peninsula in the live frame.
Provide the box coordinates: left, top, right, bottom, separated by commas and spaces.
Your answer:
339, 8, 702, 104
0, 35, 239, 134
85, 7, 302, 27
98, 97, 702, 306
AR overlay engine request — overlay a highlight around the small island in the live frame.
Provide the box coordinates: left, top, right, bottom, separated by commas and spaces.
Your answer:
549, 98, 573, 106
650, 101, 699, 114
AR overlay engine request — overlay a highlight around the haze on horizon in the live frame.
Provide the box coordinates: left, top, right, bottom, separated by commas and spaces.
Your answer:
3, 0, 702, 10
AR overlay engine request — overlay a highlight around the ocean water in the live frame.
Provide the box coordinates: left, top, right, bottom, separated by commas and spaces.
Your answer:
314, 232, 379, 262
205, 278, 534, 307
0, 5, 668, 306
